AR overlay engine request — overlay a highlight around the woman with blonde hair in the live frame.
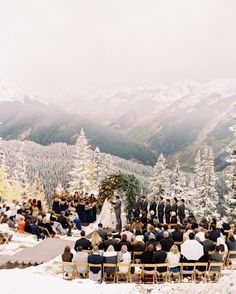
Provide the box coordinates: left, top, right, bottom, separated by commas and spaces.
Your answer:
118, 245, 131, 273
166, 245, 180, 273
91, 231, 103, 250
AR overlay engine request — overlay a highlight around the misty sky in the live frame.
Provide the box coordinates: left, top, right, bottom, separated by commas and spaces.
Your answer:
0, 0, 236, 99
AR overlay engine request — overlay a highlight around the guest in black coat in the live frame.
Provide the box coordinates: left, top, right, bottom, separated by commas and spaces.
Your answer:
209, 223, 221, 242
88, 246, 104, 281
117, 234, 132, 251
153, 244, 167, 272
103, 232, 118, 251
96, 223, 107, 241
160, 231, 174, 252
202, 231, 214, 261
74, 230, 92, 251
172, 225, 183, 242
141, 244, 155, 271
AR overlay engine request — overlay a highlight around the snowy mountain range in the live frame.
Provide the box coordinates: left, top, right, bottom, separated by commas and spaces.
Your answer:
54, 79, 236, 170
0, 79, 156, 165
1, 78, 236, 170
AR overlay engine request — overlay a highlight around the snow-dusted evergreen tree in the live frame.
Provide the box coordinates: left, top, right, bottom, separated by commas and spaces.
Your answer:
31, 174, 48, 209
194, 146, 219, 219
12, 141, 29, 198
173, 159, 187, 197
225, 114, 236, 221
68, 129, 95, 193
0, 138, 21, 201
149, 153, 170, 197
93, 147, 103, 190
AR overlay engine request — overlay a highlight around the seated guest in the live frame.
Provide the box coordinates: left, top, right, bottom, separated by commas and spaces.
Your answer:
132, 235, 146, 252
74, 230, 92, 251
24, 218, 32, 234
7, 215, 16, 229
195, 224, 206, 243
96, 223, 107, 241
112, 225, 121, 239
166, 245, 181, 273
88, 246, 104, 282
146, 232, 158, 248
121, 225, 134, 242
216, 237, 228, 259
57, 211, 71, 236
17, 216, 26, 233
202, 231, 214, 260
117, 234, 132, 251
31, 219, 45, 240
62, 245, 73, 262
103, 245, 118, 276
209, 223, 222, 242
118, 245, 131, 273
153, 244, 167, 272
103, 232, 117, 251
210, 245, 223, 271
141, 244, 155, 272
72, 246, 88, 276
160, 231, 174, 252
41, 217, 55, 237
172, 225, 183, 242
131, 218, 144, 233
226, 231, 236, 252
91, 231, 104, 250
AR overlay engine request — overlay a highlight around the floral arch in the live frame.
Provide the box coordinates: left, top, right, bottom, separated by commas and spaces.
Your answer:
97, 173, 141, 223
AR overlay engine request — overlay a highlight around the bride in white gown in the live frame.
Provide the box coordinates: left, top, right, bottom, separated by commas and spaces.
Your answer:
97, 198, 114, 228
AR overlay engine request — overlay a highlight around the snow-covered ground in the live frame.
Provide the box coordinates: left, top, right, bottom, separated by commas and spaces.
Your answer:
1, 242, 236, 294
0, 262, 235, 294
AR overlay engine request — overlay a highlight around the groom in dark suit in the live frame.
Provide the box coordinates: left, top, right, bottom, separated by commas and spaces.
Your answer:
112, 195, 122, 229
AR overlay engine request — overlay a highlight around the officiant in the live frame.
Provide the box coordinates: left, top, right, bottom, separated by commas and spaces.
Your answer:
112, 195, 122, 229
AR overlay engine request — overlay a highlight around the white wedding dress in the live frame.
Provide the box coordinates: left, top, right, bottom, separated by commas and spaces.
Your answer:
97, 198, 114, 228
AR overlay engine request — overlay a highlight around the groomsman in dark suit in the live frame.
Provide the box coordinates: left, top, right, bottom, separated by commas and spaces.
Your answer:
131, 196, 141, 219
140, 196, 148, 214
165, 199, 171, 224
157, 196, 165, 224
178, 199, 186, 224
149, 196, 157, 219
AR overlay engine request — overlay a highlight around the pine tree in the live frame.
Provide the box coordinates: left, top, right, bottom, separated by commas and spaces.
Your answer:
173, 159, 187, 197
149, 154, 170, 197
225, 114, 236, 221
68, 129, 95, 193
12, 141, 29, 199
31, 174, 48, 209
0, 138, 21, 202
93, 146, 103, 190
194, 146, 219, 219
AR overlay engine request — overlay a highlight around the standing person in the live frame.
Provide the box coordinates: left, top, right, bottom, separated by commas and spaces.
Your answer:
131, 196, 141, 219
157, 196, 165, 224
140, 196, 148, 214
170, 197, 178, 224
178, 199, 186, 224
112, 195, 122, 229
149, 196, 157, 220
165, 199, 171, 224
